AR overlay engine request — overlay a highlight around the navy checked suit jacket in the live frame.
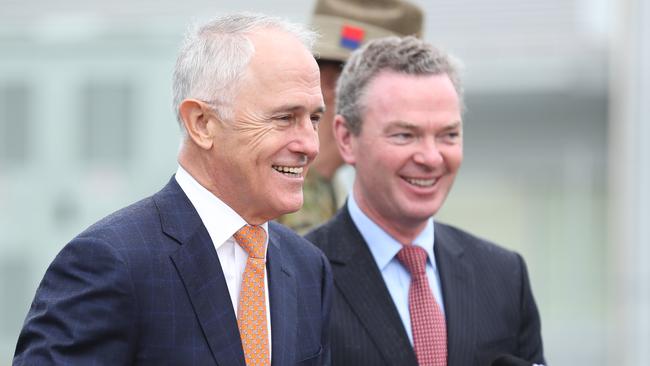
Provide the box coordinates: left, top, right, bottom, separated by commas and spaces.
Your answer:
14, 177, 332, 366
305, 205, 544, 366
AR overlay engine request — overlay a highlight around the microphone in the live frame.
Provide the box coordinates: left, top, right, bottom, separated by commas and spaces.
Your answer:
490, 354, 544, 366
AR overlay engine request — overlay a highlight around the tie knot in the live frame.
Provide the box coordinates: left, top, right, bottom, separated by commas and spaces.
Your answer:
233, 225, 267, 259
397, 245, 428, 276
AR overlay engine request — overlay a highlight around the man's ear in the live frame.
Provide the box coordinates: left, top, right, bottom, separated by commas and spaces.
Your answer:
333, 114, 356, 165
179, 99, 217, 150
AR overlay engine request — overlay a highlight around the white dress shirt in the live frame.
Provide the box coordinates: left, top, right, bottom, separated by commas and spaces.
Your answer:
347, 193, 445, 346
175, 165, 272, 352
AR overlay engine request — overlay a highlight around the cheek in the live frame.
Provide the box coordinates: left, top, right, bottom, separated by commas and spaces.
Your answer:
251, 133, 290, 164
376, 146, 410, 168
449, 150, 463, 171
232, 112, 276, 149
439, 145, 463, 168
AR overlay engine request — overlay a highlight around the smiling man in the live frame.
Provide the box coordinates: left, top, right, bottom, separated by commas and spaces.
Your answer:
14, 14, 332, 366
277, 0, 424, 234
306, 36, 545, 366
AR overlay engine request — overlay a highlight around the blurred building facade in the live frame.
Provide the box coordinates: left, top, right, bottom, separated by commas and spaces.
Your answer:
1, 0, 646, 364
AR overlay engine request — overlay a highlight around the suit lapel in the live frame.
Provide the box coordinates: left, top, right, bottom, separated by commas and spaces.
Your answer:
329, 209, 418, 366
267, 228, 297, 366
434, 223, 476, 366
155, 178, 246, 366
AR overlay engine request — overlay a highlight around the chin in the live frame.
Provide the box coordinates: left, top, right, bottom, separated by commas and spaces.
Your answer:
276, 199, 303, 215
405, 212, 437, 223
404, 204, 439, 221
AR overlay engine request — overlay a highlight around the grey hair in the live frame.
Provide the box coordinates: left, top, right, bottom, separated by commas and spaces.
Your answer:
336, 36, 464, 135
172, 13, 317, 130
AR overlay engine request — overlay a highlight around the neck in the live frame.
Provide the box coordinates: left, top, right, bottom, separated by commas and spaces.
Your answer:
376, 219, 427, 246
178, 145, 271, 226
353, 189, 428, 245
178, 143, 215, 193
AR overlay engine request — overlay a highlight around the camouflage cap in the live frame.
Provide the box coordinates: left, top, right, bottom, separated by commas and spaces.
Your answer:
310, 0, 424, 63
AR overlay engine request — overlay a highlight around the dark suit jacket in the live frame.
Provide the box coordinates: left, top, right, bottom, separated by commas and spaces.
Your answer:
305, 205, 544, 366
14, 177, 332, 366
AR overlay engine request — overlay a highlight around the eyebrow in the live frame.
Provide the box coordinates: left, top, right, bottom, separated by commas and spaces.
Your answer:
313, 105, 326, 114
386, 121, 418, 130
384, 120, 462, 132
271, 105, 325, 115
442, 121, 462, 130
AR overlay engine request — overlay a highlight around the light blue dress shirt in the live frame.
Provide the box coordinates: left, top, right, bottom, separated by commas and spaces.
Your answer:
347, 194, 445, 345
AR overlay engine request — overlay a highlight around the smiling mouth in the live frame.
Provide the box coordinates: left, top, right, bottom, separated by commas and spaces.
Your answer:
404, 177, 437, 187
272, 165, 304, 178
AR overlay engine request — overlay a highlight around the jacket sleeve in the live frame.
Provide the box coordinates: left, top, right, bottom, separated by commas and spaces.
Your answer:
13, 235, 138, 365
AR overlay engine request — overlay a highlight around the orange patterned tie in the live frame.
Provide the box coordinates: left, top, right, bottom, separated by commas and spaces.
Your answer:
233, 225, 270, 366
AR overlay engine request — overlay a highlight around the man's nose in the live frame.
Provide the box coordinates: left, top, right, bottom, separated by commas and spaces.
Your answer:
289, 117, 319, 161
412, 138, 443, 167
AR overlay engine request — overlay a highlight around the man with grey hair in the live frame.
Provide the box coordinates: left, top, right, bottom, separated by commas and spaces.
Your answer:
306, 36, 545, 366
14, 13, 332, 366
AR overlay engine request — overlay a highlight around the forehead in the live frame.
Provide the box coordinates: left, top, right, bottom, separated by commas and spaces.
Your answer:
227, 29, 323, 117
361, 70, 461, 125
246, 29, 320, 93
365, 71, 459, 109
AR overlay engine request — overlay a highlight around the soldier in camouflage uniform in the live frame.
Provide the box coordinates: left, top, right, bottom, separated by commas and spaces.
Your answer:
277, 0, 424, 233
276, 170, 338, 234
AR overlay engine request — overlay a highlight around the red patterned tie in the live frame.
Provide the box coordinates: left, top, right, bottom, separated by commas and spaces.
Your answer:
397, 245, 447, 366
233, 225, 270, 366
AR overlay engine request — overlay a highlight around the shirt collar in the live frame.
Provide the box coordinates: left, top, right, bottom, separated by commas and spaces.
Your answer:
175, 165, 269, 249
347, 193, 436, 271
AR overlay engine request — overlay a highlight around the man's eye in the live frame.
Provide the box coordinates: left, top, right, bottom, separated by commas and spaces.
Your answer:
441, 131, 461, 142
311, 114, 322, 125
395, 133, 413, 139
273, 115, 293, 125
389, 133, 414, 144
